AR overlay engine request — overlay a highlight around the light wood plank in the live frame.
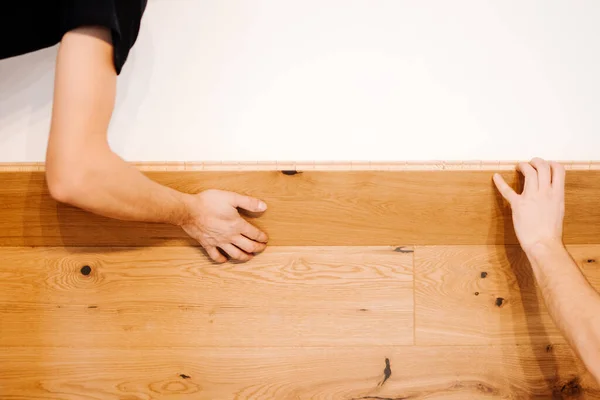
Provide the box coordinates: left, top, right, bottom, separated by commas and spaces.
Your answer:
3, 160, 600, 172
415, 245, 600, 346
0, 246, 413, 347
2, 169, 600, 246
0, 345, 597, 399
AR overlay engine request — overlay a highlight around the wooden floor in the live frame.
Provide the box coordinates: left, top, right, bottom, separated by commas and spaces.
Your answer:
1, 245, 599, 399
2, 164, 600, 399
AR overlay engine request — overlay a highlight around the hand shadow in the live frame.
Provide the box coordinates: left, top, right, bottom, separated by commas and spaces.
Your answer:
20, 171, 194, 252
490, 170, 565, 398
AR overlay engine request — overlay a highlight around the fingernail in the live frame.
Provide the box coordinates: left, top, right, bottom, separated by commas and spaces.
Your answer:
258, 201, 267, 211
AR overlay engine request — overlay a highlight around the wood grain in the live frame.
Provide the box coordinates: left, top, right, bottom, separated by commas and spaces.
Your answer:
0, 246, 413, 347
2, 169, 600, 246
1, 345, 597, 399
415, 245, 600, 346
3, 160, 600, 171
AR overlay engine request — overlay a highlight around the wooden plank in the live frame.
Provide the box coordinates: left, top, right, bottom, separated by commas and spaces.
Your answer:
415, 245, 600, 346
1, 168, 600, 246
0, 246, 413, 347
3, 160, 600, 171
1, 345, 598, 399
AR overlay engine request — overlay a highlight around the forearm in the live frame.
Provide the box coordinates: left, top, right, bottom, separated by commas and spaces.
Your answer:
527, 243, 600, 378
45, 26, 268, 264
46, 26, 191, 226
49, 147, 191, 226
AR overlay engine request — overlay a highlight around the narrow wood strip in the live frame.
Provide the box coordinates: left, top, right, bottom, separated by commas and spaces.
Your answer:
0, 345, 596, 399
0, 246, 413, 347
415, 245, 600, 346
0, 160, 599, 172
1, 168, 600, 246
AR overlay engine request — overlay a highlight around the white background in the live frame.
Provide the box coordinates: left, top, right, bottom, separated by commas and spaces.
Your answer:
0, 0, 598, 162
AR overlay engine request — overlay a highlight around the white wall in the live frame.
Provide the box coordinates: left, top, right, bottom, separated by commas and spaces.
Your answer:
0, 0, 598, 162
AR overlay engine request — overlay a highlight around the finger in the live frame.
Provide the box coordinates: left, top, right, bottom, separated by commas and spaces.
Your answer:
221, 244, 252, 262
517, 162, 538, 194
205, 246, 227, 263
530, 157, 551, 190
493, 173, 518, 205
233, 194, 267, 213
241, 221, 268, 243
233, 235, 267, 254
550, 161, 566, 193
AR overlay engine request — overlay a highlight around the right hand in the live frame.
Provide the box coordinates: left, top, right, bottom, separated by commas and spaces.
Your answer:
493, 158, 566, 253
180, 189, 269, 263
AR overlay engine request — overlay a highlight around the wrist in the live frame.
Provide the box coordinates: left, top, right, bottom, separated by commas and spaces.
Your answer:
171, 192, 195, 227
525, 238, 566, 264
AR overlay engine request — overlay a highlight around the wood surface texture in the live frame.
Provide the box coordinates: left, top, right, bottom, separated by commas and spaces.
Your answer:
2, 167, 600, 247
2, 163, 600, 398
1, 345, 597, 399
3, 160, 600, 172
0, 246, 414, 348
415, 245, 600, 346
1, 245, 600, 399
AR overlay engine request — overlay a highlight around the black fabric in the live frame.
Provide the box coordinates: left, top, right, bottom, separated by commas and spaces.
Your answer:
1, 1, 147, 74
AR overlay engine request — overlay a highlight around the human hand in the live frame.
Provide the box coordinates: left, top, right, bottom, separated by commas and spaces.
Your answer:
493, 158, 565, 254
180, 189, 268, 263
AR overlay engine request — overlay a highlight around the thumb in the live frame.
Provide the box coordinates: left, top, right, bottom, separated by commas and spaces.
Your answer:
493, 173, 518, 205
233, 194, 267, 212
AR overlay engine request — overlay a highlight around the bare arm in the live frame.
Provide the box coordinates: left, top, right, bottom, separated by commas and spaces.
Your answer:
46, 26, 267, 262
47, 27, 190, 225
494, 158, 600, 381
528, 243, 600, 379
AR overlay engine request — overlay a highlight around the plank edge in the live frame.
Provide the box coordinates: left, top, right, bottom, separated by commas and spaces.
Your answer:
1, 161, 599, 172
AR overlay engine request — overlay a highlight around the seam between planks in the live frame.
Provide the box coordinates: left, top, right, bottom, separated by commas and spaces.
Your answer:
412, 245, 417, 346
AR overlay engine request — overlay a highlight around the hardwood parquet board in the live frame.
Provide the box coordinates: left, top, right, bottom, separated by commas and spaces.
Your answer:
414, 245, 600, 346
0, 345, 597, 399
2, 169, 600, 246
0, 246, 414, 347
2, 228, 599, 397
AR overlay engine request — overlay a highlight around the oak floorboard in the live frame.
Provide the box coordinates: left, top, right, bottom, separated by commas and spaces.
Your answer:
2, 169, 600, 246
0, 246, 413, 347
415, 245, 600, 346
1, 345, 597, 399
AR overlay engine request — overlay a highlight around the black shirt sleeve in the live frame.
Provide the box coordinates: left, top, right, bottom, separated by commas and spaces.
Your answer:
60, 0, 148, 74
1, 0, 147, 75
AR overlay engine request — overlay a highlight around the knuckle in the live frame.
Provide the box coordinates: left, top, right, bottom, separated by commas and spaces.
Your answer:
532, 157, 544, 164
255, 230, 267, 242
253, 243, 265, 253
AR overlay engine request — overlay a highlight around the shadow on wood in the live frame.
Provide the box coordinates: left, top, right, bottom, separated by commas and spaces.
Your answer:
5, 168, 600, 247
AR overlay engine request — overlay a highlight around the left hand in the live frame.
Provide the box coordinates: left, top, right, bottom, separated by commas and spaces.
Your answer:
493, 157, 565, 254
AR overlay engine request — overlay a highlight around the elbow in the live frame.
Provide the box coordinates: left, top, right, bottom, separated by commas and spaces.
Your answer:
45, 140, 111, 205
47, 176, 77, 205
45, 161, 86, 205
